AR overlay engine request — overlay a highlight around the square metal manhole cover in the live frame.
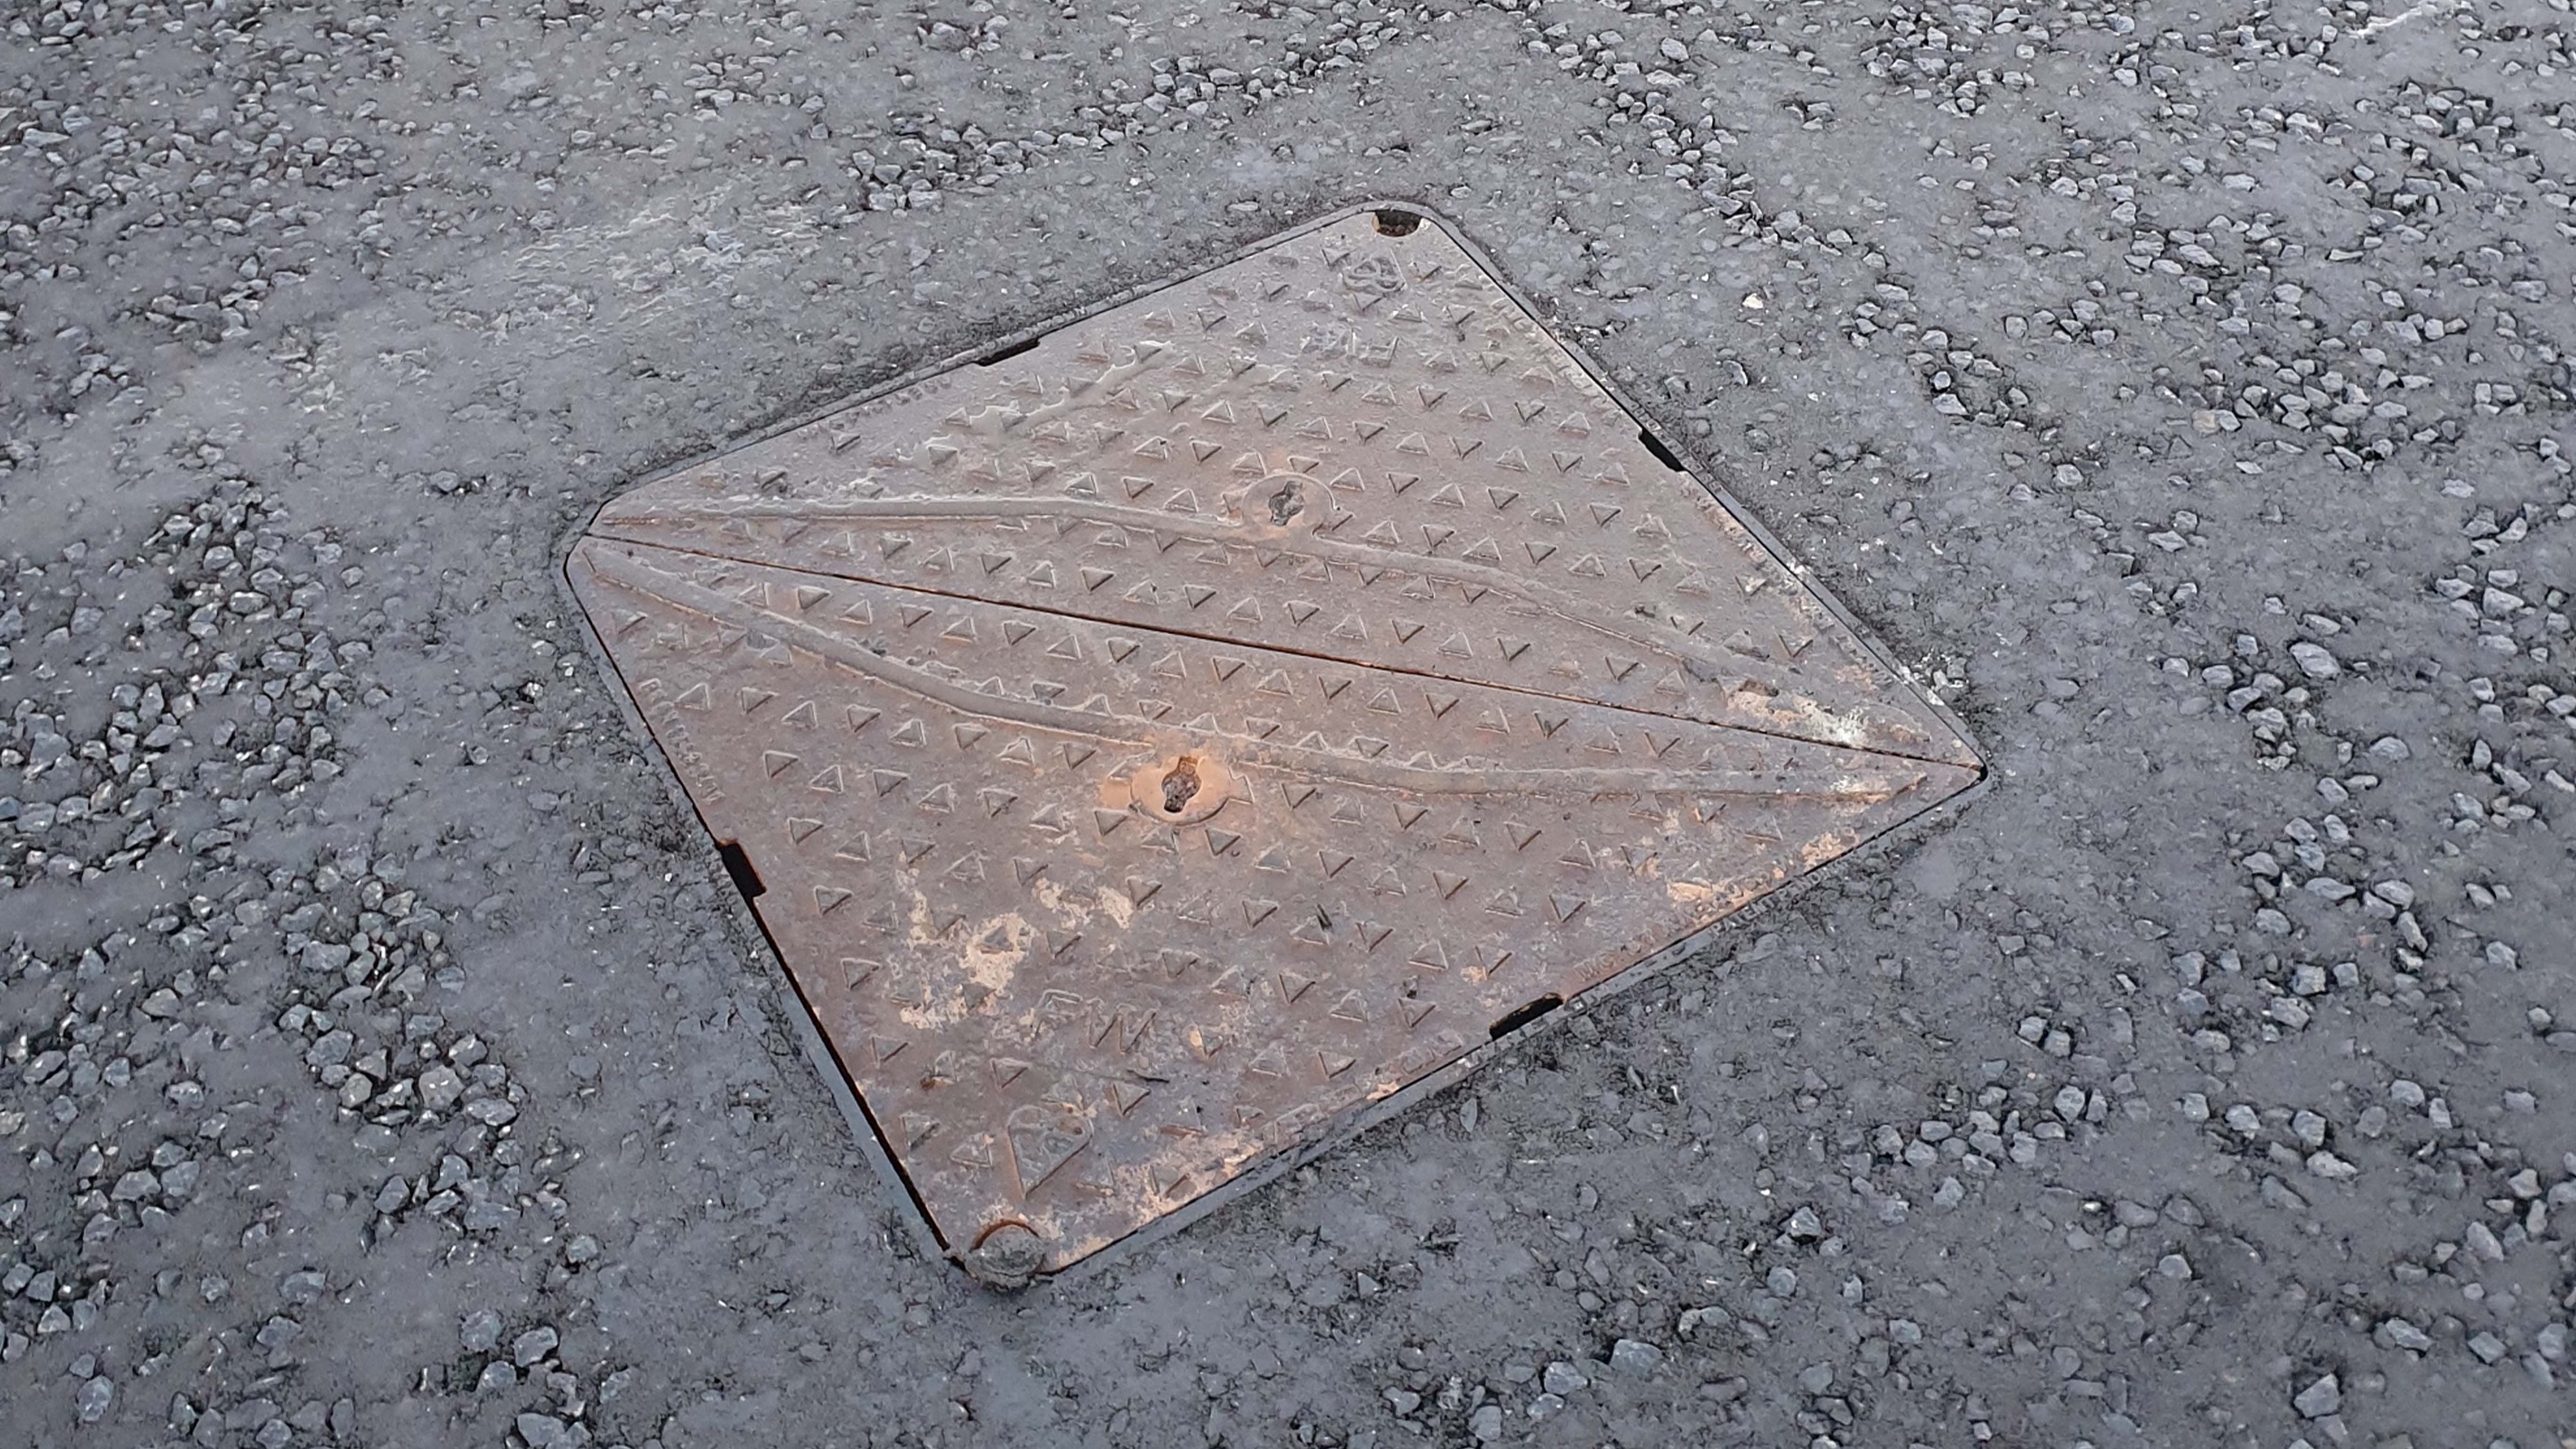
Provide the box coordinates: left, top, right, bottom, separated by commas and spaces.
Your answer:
567, 204, 1981, 1282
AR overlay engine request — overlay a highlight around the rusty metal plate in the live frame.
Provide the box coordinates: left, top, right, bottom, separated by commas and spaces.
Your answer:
567, 206, 1981, 1280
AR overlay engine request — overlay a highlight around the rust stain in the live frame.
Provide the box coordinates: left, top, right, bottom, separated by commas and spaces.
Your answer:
568, 209, 1981, 1280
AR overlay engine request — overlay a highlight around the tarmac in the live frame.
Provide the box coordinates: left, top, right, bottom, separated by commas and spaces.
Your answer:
2, 2, 2572, 1446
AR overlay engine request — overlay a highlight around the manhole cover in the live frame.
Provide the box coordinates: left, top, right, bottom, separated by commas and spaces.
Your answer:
567, 205, 1981, 1280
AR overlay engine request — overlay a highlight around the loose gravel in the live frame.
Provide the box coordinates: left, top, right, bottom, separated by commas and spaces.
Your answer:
5, 1, 2573, 1447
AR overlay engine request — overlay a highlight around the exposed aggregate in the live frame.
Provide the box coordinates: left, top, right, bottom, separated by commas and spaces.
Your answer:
4, 0, 2574, 1446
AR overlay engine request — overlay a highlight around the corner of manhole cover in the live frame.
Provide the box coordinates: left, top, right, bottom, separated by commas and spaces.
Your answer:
566, 203, 1983, 1281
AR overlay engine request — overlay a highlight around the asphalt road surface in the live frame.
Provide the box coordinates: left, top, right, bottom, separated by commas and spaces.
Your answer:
3, 2, 2572, 1447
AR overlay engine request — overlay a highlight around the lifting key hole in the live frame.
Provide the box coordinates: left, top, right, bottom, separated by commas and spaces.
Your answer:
1489, 994, 1563, 1039
1636, 428, 1686, 472
715, 840, 766, 902
974, 333, 1044, 367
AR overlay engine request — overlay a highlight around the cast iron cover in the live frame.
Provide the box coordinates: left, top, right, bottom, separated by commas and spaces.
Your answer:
567, 206, 1980, 1279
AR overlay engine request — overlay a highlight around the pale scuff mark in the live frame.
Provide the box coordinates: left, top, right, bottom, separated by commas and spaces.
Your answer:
2350, 0, 2463, 39
497, 180, 832, 344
